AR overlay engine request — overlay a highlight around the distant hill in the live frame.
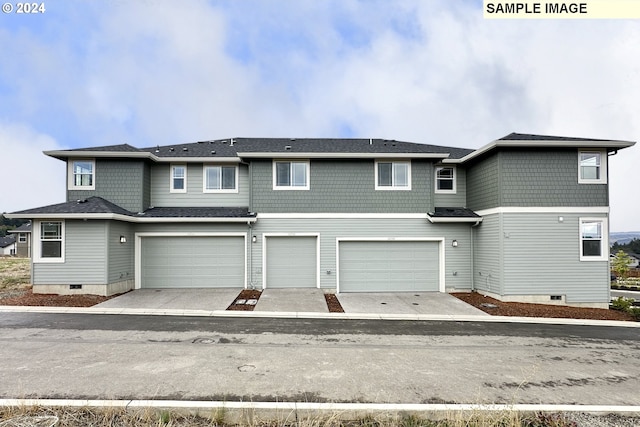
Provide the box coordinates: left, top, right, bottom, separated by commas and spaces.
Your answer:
610, 232, 640, 246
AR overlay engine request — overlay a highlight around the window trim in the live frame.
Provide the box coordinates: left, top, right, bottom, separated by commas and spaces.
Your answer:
374, 160, 412, 191
272, 160, 310, 190
202, 165, 239, 193
579, 217, 608, 261
578, 149, 607, 184
67, 159, 95, 190
18, 234, 27, 243
170, 164, 187, 193
34, 220, 65, 263
435, 166, 457, 194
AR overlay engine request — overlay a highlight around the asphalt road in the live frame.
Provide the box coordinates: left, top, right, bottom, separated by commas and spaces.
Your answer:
0, 313, 638, 405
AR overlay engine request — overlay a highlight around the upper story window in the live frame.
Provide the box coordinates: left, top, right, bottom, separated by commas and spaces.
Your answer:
435, 166, 456, 194
273, 160, 309, 190
579, 218, 607, 261
68, 160, 95, 190
578, 150, 607, 184
170, 164, 187, 193
375, 160, 411, 190
35, 221, 64, 263
204, 165, 237, 193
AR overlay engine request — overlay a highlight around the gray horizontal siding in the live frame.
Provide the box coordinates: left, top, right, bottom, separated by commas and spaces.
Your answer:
434, 167, 467, 208
33, 220, 107, 285
150, 163, 249, 207
107, 221, 134, 283
250, 159, 433, 213
251, 218, 472, 291
472, 213, 502, 295
67, 160, 147, 213
501, 212, 609, 303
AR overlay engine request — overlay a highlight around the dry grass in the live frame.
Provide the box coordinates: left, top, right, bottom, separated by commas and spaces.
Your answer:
0, 257, 31, 299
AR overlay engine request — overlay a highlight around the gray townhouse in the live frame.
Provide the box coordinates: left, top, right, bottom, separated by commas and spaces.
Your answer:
7, 133, 635, 308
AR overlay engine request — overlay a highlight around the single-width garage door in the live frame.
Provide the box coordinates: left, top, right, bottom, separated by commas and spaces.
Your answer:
338, 241, 440, 292
141, 236, 245, 288
265, 236, 317, 288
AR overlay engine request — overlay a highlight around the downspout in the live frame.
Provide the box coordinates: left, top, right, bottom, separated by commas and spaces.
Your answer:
248, 220, 254, 289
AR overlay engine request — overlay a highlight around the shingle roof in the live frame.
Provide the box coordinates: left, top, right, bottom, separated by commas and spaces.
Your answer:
7, 222, 31, 233
0, 236, 16, 248
429, 207, 481, 218
140, 207, 255, 218
499, 133, 618, 142
64, 144, 142, 152
10, 197, 135, 216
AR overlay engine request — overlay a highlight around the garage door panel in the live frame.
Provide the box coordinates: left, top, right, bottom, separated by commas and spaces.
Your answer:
339, 241, 440, 292
266, 236, 317, 288
141, 236, 245, 288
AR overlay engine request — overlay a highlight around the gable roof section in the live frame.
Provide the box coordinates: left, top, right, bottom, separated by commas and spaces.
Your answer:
7, 222, 31, 233
7, 197, 256, 223
0, 236, 16, 248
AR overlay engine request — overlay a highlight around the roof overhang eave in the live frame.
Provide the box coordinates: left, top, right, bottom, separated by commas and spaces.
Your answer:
236, 152, 450, 159
426, 216, 483, 224
457, 140, 636, 164
4, 212, 257, 223
44, 150, 241, 163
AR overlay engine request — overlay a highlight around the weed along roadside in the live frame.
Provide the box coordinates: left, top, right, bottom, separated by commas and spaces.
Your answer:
1, 402, 640, 426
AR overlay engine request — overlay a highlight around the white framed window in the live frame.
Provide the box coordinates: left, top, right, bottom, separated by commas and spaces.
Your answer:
170, 164, 187, 193
375, 160, 411, 190
34, 220, 64, 263
273, 160, 310, 190
68, 159, 95, 190
578, 150, 607, 184
435, 166, 456, 194
579, 217, 608, 261
203, 165, 238, 193
18, 234, 27, 243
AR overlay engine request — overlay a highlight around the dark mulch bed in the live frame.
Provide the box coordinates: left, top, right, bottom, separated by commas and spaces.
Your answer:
0, 288, 118, 307
452, 292, 636, 321
226, 289, 263, 311
324, 293, 345, 313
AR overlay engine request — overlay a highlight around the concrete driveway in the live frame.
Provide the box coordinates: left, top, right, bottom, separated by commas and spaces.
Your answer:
95, 288, 487, 316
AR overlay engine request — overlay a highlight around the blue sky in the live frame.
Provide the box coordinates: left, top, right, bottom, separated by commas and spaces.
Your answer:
1, 0, 639, 231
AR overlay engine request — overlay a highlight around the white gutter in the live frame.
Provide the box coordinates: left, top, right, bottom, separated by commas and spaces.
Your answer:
43, 150, 241, 163
427, 216, 484, 224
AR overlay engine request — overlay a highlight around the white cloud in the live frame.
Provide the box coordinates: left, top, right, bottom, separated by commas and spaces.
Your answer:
0, 121, 65, 213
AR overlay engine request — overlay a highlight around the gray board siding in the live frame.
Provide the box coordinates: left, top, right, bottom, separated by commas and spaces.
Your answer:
252, 218, 472, 291
67, 160, 147, 213
251, 159, 433, 213
466, 150, 608, 211
107, 221, 134, 283
501, 212, 609, 303
150, 163, 250, 208
472, 213, 502, 295
33, 220, 107, 285
433, 167, 467, 208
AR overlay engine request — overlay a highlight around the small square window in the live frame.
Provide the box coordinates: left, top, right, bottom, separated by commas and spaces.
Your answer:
578, 150, 607, 184
435, 167, 456, 193
68, 160, 95, 190
375, 161, 411, 190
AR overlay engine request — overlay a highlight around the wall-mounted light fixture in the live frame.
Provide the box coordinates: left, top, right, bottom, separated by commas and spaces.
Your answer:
452, 240, 458, 247
252, 235, 257, 243
558, 216, 564, 223
119, 236, 127, 244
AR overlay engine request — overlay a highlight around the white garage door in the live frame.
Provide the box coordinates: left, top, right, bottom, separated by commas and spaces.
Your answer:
338, 240, 440, 292
140, 236, 245, 288
265, 236, 317, 288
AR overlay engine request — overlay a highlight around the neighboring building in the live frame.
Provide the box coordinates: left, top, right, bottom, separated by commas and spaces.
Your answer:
6, 133, 635, 308
7, 222, 31, 257
0, 236, 16, 256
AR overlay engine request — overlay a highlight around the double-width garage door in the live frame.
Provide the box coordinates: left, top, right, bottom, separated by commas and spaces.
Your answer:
339, 241, 440, 292
140, 236, 245, 288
